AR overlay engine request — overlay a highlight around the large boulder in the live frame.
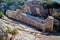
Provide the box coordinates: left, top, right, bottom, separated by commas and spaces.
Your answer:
6, 9, 21, 19
50, 8, 60, 20
49, 8, 60, 31
25, 1, 48, 18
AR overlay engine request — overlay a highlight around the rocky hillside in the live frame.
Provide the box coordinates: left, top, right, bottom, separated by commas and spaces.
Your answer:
0, 15, 59, 40
0, 0, 60, 40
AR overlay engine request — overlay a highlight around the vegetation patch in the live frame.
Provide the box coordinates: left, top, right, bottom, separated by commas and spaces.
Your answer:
0, 12, 4, 18
20, 5, 25, 10
44, 1, 60, 8
7, 28, 18, 35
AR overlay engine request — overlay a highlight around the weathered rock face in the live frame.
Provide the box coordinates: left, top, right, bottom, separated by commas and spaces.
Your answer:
0, 30, 5, 40
14, 31, 40, 40
6, 10, 17, 18
6, 9, 54, 32
25, 1, 48, 18
0, 19, 7, 32
0, 19, 8, 40
0, 13, 60, 40
50, 8, 60, 31
50, 8, 60, 20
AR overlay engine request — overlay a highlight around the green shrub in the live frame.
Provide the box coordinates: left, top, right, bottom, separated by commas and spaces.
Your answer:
44, 1, 60, 9
0, 12, 3, 18
20, 5, 25, 10
7, 29, 18, 35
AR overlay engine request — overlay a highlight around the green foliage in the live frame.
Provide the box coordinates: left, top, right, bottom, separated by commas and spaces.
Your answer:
20, 5, 25, 10
47, 1, 60, 5
2, 0, 27, 2
44, 0, 60, 5
7, 28, 18, 35
0, 12, 4, 18
44, 1, 60, 8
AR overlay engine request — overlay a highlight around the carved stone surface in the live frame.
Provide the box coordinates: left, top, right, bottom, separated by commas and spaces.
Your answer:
6, 9, 54, 32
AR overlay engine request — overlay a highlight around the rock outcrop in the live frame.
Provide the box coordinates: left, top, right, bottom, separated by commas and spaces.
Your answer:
0, 19, 8, 40
6, 9, 54, 32
50, 8, 60, 20
14, 31, 40, 40
25, 0, 48, 18
49, 8, 60, 31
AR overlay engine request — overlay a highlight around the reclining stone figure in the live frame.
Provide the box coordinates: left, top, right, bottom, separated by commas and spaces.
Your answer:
6, 9, 54, 32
